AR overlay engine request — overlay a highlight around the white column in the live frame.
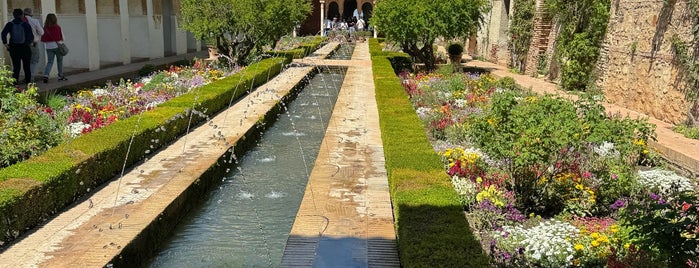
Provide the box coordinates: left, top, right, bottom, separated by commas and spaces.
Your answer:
319, 0, 325, 36
146, 0, 160, 59
39, 0, 56, 76
85, 0, 100, 70
119, 0, 131, 64
175, 19, 187, 55
41, 0, 56, 15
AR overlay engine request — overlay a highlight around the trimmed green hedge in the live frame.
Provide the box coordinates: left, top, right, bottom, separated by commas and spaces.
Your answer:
368, 38, 413, 73
0, 57, 289, 244
266, 36, 327, 63
370, 39, 490, 267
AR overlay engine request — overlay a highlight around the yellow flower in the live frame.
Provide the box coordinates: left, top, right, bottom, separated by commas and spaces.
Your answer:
487, 118, 496, 126
591, 240, 600, 247
590, 232, 600, 239
476, 177, 483, 184
575, 184, 584, 190
610, 225, 619, 233
624, 243, 630, 249
574, 244, 584, 251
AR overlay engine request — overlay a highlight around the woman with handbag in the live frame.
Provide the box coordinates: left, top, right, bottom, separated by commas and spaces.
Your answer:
41, 13, 67, 83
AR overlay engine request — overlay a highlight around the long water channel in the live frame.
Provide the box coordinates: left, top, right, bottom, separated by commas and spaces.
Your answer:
149, 66, 347, 267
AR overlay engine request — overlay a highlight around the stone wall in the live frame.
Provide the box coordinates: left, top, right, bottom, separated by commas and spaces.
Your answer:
596, 0, 694, 124
477, 0, 511, 66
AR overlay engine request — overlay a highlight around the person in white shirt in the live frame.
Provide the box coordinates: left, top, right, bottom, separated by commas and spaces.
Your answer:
356, 17, 365, 32
23, 8, 43, 79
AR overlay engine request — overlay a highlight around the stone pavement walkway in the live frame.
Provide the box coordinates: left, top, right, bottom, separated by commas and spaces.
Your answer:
281, 42, 399, 267
466, 60, 699, 175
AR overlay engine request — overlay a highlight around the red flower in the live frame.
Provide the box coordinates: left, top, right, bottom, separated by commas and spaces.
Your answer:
682, 202, 692, 212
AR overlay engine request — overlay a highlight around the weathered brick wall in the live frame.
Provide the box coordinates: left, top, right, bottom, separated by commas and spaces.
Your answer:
596, 0, 694, 124
524, 0, 554, 76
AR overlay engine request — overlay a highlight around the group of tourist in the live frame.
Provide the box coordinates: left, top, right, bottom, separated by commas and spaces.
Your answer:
324, 16, 368, 38
1, 8, 66, 86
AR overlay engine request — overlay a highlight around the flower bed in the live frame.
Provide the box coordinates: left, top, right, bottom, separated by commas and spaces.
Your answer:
0, 61, 234, 168
399, 71, 699, 267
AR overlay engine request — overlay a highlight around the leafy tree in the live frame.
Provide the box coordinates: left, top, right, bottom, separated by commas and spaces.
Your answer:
180, 0, 311, 65
372, 0, 489, 71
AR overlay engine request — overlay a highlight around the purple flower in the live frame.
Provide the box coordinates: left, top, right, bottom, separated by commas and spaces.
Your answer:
610, 199, 626, 210
650, 192, 660, 200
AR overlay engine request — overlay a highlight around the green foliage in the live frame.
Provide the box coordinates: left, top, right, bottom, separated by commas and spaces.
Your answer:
547, 0, 611, 91
447, 43, 464, 55
370, 39, 491, 267
560, 33, 601, 90
673, 123, 699, 140
372, 0, 489, 70
467, 92, 655, 215
180, 0, 311, 65
509, 0, 536, 72
138, 64, 156, 77
620, 192, 699, 266
0, 66, 67, 168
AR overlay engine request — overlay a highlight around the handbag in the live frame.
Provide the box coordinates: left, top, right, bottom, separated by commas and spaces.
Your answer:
46, 27, 68, 56
57, 42, 69, 56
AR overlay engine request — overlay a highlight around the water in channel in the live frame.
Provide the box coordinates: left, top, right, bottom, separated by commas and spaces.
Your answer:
149, 67, 346, 267
326, 43, 355, 60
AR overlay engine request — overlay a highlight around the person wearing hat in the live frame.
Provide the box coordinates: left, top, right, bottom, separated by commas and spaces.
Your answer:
23, 8, 44, 79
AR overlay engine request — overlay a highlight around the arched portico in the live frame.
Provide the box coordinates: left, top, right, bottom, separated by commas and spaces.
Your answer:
343, 0, 357, 21
1, 0, 202, 76
328, 1, 340, 20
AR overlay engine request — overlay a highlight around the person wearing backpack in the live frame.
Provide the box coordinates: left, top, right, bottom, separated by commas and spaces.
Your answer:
1, 9, 34, 85
41, 13, 66, 83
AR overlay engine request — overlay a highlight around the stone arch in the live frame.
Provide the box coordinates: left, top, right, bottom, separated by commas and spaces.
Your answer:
343, 0, 356, 21
328, 1, 340, 21
361, 2, 372, 23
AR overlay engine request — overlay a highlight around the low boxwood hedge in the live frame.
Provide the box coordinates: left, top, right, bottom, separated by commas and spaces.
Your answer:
0, 57, 289, 245
370, 39, 490, 267
266, 36, 327, 63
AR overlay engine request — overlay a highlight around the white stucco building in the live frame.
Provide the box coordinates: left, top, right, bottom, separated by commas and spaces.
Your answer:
1, 0, 203, 77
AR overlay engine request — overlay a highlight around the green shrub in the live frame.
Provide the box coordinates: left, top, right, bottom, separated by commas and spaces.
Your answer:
447, 43, 464, 55
138, 64, 157, 77
673, 124, 699, 140
466, 92, 654, 215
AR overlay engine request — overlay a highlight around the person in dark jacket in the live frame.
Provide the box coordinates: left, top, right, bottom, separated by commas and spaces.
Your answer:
2, 9, 34, 85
